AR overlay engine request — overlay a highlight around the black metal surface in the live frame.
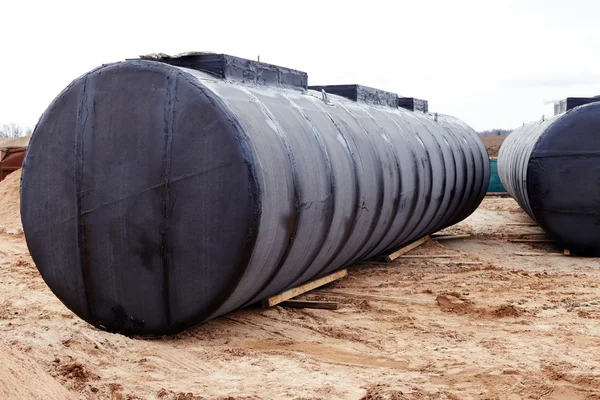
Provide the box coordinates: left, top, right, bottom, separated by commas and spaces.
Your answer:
499, 102, 600, 255
21, 55, 489, 335
155, 53, 308, 91
308, 84, 399, 108
398, 97, 428, 113
554, 96, 600, 115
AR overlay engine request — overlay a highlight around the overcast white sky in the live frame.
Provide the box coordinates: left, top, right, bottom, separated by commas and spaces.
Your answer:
2, 0, 600, 132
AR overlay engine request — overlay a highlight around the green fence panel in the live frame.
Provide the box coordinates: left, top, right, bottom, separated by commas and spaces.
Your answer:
487, 158, 506, 192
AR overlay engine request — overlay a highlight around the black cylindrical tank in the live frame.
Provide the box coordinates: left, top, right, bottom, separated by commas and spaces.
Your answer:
21, 54, 489, 335
499, 102, 600, 255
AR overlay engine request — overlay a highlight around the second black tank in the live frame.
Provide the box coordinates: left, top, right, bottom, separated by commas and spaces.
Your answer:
499, 100, 600, 255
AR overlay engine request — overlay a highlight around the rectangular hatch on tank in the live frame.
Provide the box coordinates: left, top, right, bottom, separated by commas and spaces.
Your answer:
139, 52, 308, 91
554, 97, 600, 115
308, 84, 399, 108
398, 97, 428, 113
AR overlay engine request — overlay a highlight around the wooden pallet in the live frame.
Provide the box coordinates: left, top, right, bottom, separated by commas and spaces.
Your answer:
262, 269, 348, 308
263, 232, 473, 308
515, 250, 575, 257
486, 192, 512, 197
400, 254, 463, 259
279, 300, 339, 310
514, 252, 565, 257
431, 234, 471, 241
382, 235, 431, 262
507, 222, 538, 227
508, 239, 555, 243
439, 261, 483, 266
507, 233, 547, 238
317, 290, 431, 304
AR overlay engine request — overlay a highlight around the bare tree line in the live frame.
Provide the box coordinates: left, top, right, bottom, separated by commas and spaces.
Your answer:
0, 123, 32, 139
478, 128, 512, 137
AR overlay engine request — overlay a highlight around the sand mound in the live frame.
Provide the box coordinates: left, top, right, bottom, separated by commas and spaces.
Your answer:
0, 342, 76, 400
0, 135, 30, 148
480, 134, 508, 157
0, 168, 22, 234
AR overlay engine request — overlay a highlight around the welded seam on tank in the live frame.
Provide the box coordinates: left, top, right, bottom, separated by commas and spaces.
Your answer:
498, 129, 516, 203
174, 73, 262, 327
463, 118, 491, 216
400, 116, 434, 243
502, 121, 544, 218
409, 117, 450, 238
469, 124, 491, 213
376, 112, 422, 252
528, 152, 600, 159
266, 95, 337, 289
518, 125, 536, 215
160, 71, 178, 329
447, 123, 478, 226
377, 112, 422, 252
241, 93, 334, 301
528, 207, 600, 216
448, 122, 482, 226
26, 160, 236, 235
308, 103, 363, 276
438, 126, 480, 229
354, 107, 403, 260
427, 118, 469, 231
468, 123, 492, 222
517, 123, 540, 215
74, 73, 94, 322
235, 87, 302, 302
332, 101, 385, 265
74, 155, 230, 217
499, 126, 521, 208
397, 116, 445, 240
438, 119, 475, 227
525, 117, 564, 224
502, 128, 517, 195
429, 132, 460, 233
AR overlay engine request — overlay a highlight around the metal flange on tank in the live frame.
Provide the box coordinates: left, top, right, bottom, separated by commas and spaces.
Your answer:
499, 98, 600, 255
21, 53, 489, 335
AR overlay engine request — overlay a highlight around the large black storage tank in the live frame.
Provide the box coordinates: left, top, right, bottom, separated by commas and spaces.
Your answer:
21, 54, 489, 335
498, 101, 600, 255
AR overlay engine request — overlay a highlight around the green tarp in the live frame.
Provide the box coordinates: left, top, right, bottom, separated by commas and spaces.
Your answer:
487, 159, 506, 192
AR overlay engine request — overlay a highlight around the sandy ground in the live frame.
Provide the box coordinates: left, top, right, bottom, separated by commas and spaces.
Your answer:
0, 168, 22, 235
0, 135, 30, 148
480, 135, 508, 157
2, 196, 600, 399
